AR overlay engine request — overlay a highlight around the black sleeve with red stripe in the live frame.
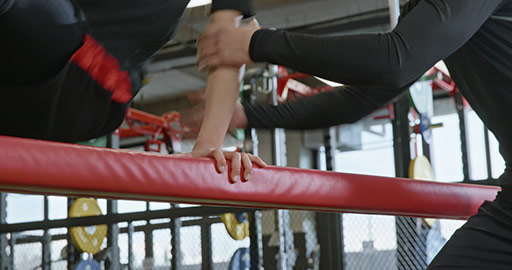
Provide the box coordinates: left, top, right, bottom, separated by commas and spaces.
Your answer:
211, 0, 253, 18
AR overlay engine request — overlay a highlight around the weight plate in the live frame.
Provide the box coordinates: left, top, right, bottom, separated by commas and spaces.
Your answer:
409, 155, 435, 181
228, 248, 250, 270
235, 212, 248, 224
409, 156, 436, 226
69, 198, 107, 254
76, 259, 101, 270
221, 213, 250, 241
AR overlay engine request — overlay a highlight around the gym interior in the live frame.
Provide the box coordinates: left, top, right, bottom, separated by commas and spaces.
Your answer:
0, 0, 506, 270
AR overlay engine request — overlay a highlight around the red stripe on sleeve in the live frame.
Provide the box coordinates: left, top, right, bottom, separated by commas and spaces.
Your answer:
71, 34, 133, 103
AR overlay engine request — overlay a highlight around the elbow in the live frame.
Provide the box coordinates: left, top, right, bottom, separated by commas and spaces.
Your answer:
374, 56, 419, 90
372, 32, 422, 90
363, 59, 415, 90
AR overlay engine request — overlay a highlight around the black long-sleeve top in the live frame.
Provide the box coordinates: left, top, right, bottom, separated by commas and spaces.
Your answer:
243, 0, 512, 187
0, 0, 252, 143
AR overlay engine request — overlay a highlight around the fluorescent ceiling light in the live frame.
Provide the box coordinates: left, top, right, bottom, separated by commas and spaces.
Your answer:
187, 0, 211, 8
315, 77, 344, 87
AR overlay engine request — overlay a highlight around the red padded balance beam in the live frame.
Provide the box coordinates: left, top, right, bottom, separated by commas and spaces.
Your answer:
0, 136, 500, 219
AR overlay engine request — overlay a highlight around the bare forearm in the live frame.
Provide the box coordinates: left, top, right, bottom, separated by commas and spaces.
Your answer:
181, 1, 266, 183
194, 11, 243, 150
194, 67, 241, 148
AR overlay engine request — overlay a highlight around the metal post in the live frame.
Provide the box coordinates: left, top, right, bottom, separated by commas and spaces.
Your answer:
67, 198, 77, 270
316, 127, 344, 270
200, 217, 212, 270
269, 65, 286, 167
276, 210, 295, 270
42, 196, 51, 270
106, 134, 121, 270
268, 65, 294, 270
389, 0, 407, 177
393, 96, 427, 270
392, 97, 411, 178
105, 201, 120, 270
316, 213, 344, 270
8, 233, 15, 270
249, 210, 263, 270
323, 128, 337, 172
128, 222, 134, 270
144, 202, 154, 270
0, 193, 8, 270
393, 96, 415, 270
170, 204, 182, 270
243, 76, 264, 270
455, 94, 470, 182
109, 133, 120, 149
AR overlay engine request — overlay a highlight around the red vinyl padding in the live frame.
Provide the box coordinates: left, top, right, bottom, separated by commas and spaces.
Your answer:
0, 136, 500, 219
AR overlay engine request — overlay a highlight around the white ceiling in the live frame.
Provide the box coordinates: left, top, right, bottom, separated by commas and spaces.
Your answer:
133, 67, 206, 103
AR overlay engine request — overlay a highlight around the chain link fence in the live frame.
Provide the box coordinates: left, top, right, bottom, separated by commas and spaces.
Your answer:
342, 214, 465, 270
12, 235, 42, 270
0, 199, 469, 270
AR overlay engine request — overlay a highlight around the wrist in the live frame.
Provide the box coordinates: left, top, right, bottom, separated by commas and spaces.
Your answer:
210, 10, 242, 27
194, 130, 224, 151
192, 143, 213, 152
